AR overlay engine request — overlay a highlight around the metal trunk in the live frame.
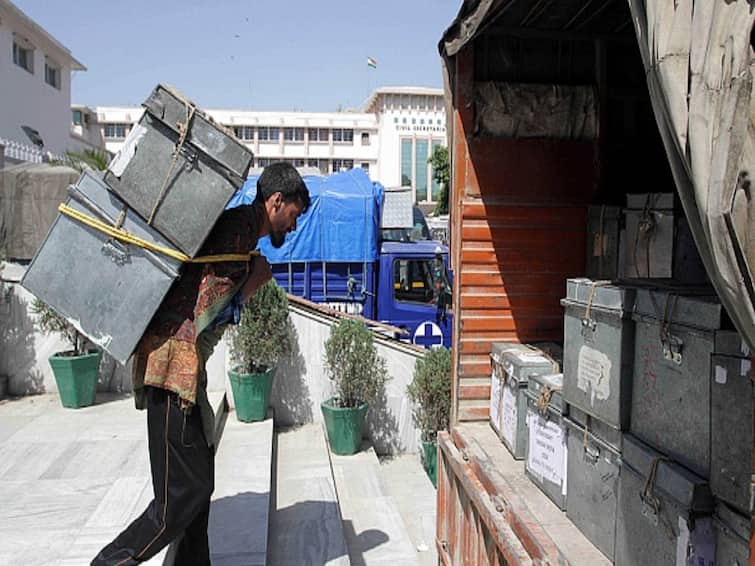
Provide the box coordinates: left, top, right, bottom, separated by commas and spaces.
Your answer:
21, 170, 182, 364
615, 434, 715, 566
562, 278, 635, 431
713, 501, 751, 566
499, 349, 555, 459
103, 84, 253, 257
524, 373, 567, 510
711, 350, 754, 514
565, 416, 621, 561
630, 289, 724, 478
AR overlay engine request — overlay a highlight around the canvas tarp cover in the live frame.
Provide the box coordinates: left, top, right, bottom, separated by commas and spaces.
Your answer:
628, 0, 755, 349
226, 167, 384, 263
0, 163, 79, 261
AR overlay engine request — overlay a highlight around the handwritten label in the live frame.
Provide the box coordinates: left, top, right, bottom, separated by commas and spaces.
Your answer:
577, 345, 612, 404
490, 372, 501, 432
501, 383, 517, 448
526, 409, 566, 488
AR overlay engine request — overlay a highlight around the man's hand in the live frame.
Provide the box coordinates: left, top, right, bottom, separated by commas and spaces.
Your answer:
242, 256, 273, 301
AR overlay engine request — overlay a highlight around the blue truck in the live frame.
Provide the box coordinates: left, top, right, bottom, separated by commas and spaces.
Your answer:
228, 168, 453, 349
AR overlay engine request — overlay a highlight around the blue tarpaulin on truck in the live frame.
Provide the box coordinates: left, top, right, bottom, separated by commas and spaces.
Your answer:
226, 167, 384, 263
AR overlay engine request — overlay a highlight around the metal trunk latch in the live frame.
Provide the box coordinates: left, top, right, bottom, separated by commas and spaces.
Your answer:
581, 316, 597, 337
583, 444, 600, 465
661, 334, 683, 365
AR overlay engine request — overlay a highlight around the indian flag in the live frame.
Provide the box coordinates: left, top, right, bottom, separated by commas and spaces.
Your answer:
367, 56, 377, 68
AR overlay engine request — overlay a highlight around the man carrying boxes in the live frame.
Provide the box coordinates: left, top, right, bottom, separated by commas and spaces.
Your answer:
91, 162, 310, 565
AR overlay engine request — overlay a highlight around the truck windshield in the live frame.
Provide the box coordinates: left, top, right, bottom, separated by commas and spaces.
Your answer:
393, 256, 451, 305
381, 207, 432, 242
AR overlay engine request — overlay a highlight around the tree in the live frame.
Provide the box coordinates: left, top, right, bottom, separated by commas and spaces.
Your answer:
63, 148, 110, 172
429, 145, 449, 215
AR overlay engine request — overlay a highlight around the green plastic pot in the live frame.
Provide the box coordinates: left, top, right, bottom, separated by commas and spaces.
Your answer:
48, 351, 101, 409
422, 439, 438, 488
228, 367, 275, 422
320, 398, 368, 455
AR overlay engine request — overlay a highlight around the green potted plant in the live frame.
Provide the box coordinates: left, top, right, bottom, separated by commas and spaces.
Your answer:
321, 319, 389, 455
228, 280, 293, 422
31, 298, 101, 408
407, 346, 452, 487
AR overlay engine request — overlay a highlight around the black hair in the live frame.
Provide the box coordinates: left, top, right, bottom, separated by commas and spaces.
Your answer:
255, 162, 311, 213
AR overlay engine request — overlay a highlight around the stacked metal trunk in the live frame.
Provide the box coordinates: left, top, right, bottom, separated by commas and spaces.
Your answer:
561, 277, 636, 559
524, 372, 567, 510
496, 349, 556, 460
21, 84, 254, 364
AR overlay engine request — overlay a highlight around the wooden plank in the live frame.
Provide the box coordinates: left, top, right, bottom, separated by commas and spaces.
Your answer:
437, 431, 534, 566
459, 384, 491, 400
287, 295, 409, 336
448, 428, 568, 565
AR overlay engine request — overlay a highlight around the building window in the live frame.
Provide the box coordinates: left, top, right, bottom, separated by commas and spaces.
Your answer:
44, 58, 61, 89
234, 126, 254, 140
361, 162, 370, 171
332, 129, 353, 144
284, 128, 304, 142
332, 159, 343, 172
361, 132, 370, 146
258, 158, 270, 167
393, 117, 399, 124
294, 159, 306, 167
401, 139, 412, 187
307, 158, 319, 168
104, 123, 128, 139
402, 118, 407, 124
415, 139, 429, 202
308, 128, 329, 143
268, 127, 280, 142
72, 110, 83, 126
344, 160, 353, 170
259, 127, 279, 142
318, 159, 329, 175
431, 141, 443, 200
12, 39, 33, 73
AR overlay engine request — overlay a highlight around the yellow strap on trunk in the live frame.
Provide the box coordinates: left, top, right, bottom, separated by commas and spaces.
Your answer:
58, 203, 259, 264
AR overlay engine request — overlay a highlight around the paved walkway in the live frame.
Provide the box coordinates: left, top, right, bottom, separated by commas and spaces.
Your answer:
0, 392, 271, 566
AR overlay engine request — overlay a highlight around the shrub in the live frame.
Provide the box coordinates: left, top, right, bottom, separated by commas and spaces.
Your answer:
229, 280, 293, 373
31, 298, 90, 356
407, 347, 452, 442
323, 319, 389, 408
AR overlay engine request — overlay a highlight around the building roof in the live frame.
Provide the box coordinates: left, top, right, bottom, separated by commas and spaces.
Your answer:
1, 0, 86, 71
363, 87, 445, 113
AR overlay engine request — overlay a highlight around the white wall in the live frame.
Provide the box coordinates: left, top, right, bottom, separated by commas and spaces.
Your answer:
0, 16, 76, 155
235, 304, 425, 455
1, 264, 424, 454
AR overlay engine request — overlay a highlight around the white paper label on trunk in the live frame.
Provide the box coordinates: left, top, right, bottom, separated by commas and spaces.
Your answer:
501, 383, 517, 447
109, 123, 147, 177
715, 365, 728, 384
577, 345, 611, 404
490, 372, 501, 431
526, 409, 566, 488
741, 359, 752, 377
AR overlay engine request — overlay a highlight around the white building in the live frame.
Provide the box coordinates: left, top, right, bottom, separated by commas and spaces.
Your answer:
95, 87, 446, 206
364, 87, 447, 207
0, 0, 86, 162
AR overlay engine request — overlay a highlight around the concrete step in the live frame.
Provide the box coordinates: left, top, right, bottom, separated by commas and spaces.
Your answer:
267, 423, 350, 565
328, 438, 421, 565
207, 401, 274, 566
376, 454, 438, 566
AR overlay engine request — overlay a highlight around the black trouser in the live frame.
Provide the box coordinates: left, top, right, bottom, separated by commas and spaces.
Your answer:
92, 387, 214, 566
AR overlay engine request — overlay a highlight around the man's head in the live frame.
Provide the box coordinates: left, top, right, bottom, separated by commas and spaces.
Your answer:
255, 162, 310, 248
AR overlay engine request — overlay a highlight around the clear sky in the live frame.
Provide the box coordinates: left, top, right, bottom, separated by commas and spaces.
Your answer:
13, 0, 461, 111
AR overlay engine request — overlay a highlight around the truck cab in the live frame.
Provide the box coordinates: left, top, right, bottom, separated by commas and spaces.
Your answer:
378, 240, 453, 349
